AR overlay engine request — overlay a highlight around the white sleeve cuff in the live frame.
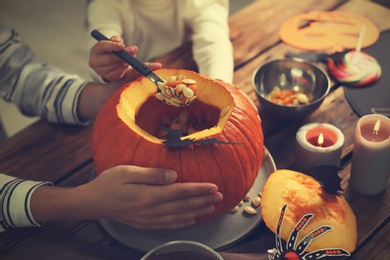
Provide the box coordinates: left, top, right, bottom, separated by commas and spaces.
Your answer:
0, 174, 53, 232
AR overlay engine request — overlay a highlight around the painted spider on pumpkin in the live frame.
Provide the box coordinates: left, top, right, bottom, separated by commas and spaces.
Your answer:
268, 204, 351, 260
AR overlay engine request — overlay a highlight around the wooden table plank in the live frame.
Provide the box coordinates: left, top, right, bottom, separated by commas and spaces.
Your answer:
350, 220, 390, 260
0, 121, 92, 183
228, 0, 345, 67
1, 1, 389, 259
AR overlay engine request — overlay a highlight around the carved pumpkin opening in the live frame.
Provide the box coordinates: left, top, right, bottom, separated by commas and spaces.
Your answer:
117, 69, 235, 144
135, 97, 222, 138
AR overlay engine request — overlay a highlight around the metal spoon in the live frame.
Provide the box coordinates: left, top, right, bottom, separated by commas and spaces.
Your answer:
91, 30, 195, 107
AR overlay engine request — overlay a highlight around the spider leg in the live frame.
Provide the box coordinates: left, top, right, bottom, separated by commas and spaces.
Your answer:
303, 248, 350, 259
286, 213, 314, 251
275, 204, 287, 253
295, 225, 332, 255
267, 248, 282, 260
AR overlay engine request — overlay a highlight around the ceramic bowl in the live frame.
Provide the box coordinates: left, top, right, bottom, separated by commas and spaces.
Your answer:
141, 240, 223, 260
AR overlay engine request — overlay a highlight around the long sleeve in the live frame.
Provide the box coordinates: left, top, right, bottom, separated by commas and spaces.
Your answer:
86, 0, 234, 83
185, 0, 234, 83
0, 173, 52, 232
0, 26, 90, 125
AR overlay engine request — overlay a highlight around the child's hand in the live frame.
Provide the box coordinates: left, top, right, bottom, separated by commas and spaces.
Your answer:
89, 35, 137, 82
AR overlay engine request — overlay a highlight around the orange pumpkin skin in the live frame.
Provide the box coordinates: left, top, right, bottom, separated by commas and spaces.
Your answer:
92, 69, 264, 224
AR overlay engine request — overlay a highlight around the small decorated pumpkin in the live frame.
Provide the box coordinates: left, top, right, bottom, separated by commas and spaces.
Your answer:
92, 69, 264, 223
261, 170, 357, 253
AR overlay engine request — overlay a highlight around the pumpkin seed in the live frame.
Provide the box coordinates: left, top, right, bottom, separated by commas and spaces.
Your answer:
220, 106, 230, 118
156, 92, 166, 100
157, 81, 166, 90
182, 87, 194, 98
229, 205, 240, 213
175, 83, 185, 92
170, 96, 182, 103
170, 87, 178, 97
160, 87, 168, 97
167, 99, 181, 107
252, 196, 261, 207
187, 95, 197, 104
182, 79, 197, 84
244, 193, 251, 201
297, 93, 309, 104
244, 206, 257, 215
167, 76, 177, 82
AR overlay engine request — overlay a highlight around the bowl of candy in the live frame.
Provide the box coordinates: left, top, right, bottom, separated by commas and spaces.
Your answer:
253, 58, 330, 120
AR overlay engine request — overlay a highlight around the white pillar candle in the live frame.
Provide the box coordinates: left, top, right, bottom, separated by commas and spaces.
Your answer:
295, 123, 344, 172
350, 114, 390, 195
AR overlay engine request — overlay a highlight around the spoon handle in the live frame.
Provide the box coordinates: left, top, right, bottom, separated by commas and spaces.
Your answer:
91, 29, 152, 77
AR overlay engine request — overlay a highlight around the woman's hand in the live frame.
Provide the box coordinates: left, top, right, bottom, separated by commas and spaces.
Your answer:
31, 165, 223, 230
82, 165, 223, 229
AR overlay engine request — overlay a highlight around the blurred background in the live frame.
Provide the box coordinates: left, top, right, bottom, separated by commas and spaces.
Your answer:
0, 0, 255, 140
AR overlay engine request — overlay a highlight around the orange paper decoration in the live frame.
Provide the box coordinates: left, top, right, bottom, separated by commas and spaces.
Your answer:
279, 11, 380, 53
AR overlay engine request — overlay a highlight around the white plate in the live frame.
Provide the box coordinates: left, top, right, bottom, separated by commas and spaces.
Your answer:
96, 147, 276, 253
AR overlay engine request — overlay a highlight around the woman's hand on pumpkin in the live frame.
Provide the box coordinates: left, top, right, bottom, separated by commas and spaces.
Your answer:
77, 165, 223, 229
89, 35, 161, 82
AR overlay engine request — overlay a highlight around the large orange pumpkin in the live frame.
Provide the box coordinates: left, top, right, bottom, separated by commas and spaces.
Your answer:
92, 69, 264, 223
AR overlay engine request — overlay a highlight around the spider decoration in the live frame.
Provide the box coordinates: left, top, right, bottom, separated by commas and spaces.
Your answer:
268, 204, 351, 260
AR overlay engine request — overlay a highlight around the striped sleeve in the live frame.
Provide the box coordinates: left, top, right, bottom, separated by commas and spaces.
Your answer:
0, 173, 53, 232
0, 25, 91, 125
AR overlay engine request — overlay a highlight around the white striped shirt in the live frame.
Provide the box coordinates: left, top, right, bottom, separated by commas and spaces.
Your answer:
0, 25, 90, 125
0, 25, 90, 232
0, 174, 52, 232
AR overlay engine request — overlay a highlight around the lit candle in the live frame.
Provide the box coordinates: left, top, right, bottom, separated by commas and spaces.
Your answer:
350, 114, 390, 195
317, 133, 324, 147
295, 123, 345, 172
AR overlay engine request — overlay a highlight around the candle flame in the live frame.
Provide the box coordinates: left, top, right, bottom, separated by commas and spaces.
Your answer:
373, 120, 380, 134
318, 133, 324, 146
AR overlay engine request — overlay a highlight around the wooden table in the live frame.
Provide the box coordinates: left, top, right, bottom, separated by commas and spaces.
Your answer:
1, 0, 389, 259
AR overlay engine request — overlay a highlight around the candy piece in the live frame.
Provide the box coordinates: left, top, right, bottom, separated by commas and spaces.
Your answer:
327, 50, 381, 87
